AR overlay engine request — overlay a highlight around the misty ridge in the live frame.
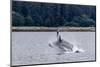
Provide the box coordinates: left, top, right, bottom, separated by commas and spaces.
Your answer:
12, 1, 96, 27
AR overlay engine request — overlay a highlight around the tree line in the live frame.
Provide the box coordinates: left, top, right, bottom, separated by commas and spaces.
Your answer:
12, 1, 96, 27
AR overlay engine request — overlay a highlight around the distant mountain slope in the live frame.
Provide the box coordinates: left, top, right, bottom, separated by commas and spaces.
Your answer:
12, 1, 96, 27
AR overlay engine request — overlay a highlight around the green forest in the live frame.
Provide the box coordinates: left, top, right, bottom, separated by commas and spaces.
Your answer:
12, 1, 96, 27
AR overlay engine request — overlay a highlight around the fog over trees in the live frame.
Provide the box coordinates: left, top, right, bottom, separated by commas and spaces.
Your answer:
12, 1, 96, 27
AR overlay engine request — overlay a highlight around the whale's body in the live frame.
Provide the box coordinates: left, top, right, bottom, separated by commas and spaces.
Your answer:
48, 29, 84, 54
53, 39, 73, 51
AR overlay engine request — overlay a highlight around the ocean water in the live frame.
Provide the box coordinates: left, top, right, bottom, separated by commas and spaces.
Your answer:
12, 32, 95, 66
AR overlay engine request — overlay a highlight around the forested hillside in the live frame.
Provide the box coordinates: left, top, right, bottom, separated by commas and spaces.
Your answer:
12, 1, 96, 27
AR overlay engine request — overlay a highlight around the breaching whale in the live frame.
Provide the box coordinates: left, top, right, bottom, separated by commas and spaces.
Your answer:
48, 29, 84, 55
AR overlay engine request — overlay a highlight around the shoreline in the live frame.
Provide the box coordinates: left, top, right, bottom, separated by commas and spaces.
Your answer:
12, 27, 95, 32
